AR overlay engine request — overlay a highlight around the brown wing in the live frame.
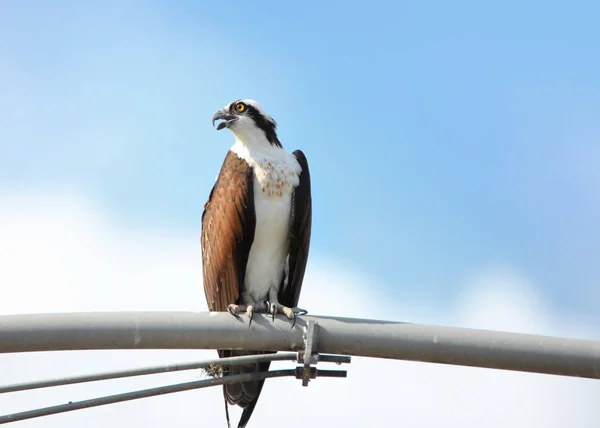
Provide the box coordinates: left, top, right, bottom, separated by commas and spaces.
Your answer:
278, 149, 312, 308
201, 151, 255, 312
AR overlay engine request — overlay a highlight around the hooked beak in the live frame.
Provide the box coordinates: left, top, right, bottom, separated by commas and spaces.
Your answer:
212, 109, 238, 131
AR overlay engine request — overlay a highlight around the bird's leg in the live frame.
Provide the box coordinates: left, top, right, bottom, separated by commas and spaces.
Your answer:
267, 289, 307, 328
228, 297, 269, 327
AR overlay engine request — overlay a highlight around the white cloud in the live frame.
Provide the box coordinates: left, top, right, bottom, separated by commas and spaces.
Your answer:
0, 189, 599, 427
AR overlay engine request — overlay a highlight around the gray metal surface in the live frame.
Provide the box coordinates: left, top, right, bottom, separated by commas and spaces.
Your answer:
1, 311, 599, 379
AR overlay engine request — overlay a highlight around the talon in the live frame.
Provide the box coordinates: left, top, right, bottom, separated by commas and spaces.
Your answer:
247, 305, 254, 327
289, 307, 307, 328
227, 304, 241, 319
270, 303, 277, 321
293, 307, 308, 316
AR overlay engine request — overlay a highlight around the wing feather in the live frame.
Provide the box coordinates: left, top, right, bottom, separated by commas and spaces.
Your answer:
278, 149, 312, 307
201, 151, 255, 311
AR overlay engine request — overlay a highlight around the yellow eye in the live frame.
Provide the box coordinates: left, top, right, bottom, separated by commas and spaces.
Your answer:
235, 102, 246, 113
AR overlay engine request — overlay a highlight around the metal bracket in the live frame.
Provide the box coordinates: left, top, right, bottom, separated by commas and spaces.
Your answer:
300, 320, 318, 386
297, 320, 351, 387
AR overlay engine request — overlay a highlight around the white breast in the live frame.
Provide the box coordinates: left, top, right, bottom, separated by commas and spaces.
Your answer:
230, 139, 302, 303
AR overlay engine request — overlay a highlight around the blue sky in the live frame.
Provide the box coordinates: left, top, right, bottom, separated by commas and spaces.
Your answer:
1, 0, 599, 326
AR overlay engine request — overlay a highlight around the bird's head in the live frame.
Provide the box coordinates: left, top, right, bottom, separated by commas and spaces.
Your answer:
212, 99, 280, 147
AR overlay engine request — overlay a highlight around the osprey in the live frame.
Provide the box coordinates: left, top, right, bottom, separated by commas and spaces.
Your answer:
201, 99, 312, 428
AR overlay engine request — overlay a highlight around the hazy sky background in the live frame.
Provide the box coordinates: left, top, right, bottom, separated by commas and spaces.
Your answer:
1, 1, 599, 426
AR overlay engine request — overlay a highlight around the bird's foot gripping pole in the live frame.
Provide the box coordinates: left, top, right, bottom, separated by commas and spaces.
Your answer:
227, 301, 270, 327
268, 302, 307, 328
296, 320, 350, 387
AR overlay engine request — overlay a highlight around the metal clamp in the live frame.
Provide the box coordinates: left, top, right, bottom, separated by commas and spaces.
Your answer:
297, 320, 351, 387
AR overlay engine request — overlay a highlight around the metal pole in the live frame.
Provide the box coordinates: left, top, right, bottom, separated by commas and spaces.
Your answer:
0, 368, 347, 424
1, 311, 599, 379
0, 353, 299, 394
0, 370, 296, 424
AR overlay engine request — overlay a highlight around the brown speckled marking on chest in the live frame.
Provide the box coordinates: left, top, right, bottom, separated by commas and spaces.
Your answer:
254, 161, 298, 197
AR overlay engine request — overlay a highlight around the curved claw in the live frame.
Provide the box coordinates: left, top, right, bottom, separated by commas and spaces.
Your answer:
295, 309, 308, 317
227, 305, 241, 319
291, 313, 297, 328
247, 305, 255, 328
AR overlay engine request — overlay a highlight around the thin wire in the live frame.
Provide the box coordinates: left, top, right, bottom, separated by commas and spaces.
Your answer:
0, 352, 299, 394
0, 370, 297, 424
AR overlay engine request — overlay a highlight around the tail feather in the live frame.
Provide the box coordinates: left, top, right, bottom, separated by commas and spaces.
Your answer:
223, 387, 232, 428
218, 349, 275, 428
236, 378, 267, 428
